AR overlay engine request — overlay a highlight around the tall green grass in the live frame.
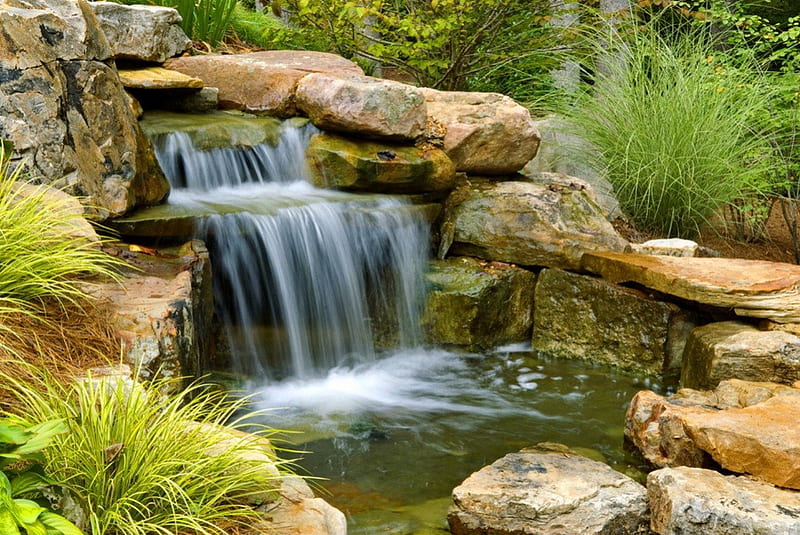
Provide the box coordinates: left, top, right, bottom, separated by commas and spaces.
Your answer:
6, 372, 290, 535
567, 22, 778, 237
112, 0, 237, 46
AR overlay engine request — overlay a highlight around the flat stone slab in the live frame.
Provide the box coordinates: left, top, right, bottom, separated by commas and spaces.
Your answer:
448, 445, 649, 535
118, 66, 204, 90
648, 467, 800, 535
581, 252, 800, 323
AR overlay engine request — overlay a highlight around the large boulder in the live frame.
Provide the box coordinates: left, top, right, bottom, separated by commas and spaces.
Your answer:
440, 181, 628, 270
448, 445, 649, 535
296, 74, 426, 141
648, 467, 800, 535
681, 321, 800, 389
582, 252, 800, 323
164, 51, 364, 117
305, 132, 455, 194
89, 241, 213, 382
625, 380, 800, 489
0, 0, 170, 219
89, 2, 191, 63
532, 268, 697, 375
421, 88, 540, 174
421, 257, 536, 349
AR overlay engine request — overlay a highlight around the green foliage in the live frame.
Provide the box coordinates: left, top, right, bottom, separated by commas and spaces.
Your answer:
568, 20, 779, 238
6, 372, 290, 535
271, 0, 560, 91
110, 0, 237, 46
229, 3, 327, 51
0, 147, 120, 327
0, 419, 84, 535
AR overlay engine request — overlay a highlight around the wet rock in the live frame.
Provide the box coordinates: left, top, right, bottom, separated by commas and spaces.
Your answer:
648, 467, 800, 535
628, 238, 701, 257
164, 51, 364, 117
581, 252, 800, 323
89, 2, 191, 63
681, 321, 800, 389
0, 0, 169, 219
625, 380, 800, 488
448, 445, 649, 535
118, 66, 203, 90
532, 269, 695, 375
140, 110, 281, 151
421, 257, 536, 349
89, 240, 213, 382
257, 476, 347, 535
306, 132, 455, 194
420, 88, 540, 174
442, 181, 628, 270
296, 74, 426, 141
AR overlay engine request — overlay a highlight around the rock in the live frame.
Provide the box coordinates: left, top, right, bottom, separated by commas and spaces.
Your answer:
681, 394, 800, 489
164, 51, 364, 117
89, 2, 191, 63
135, 86, 220, 113
448, 445, 649, 535
256, 476, 347, 535
532, 268, 695, 375
524, 115, 621, 218
296, 74, 426, 141
0, 0, 170, 219
628, 238, 700, 257
681, 321, 800, 389
89, 240, 213, 382
421, 257, 536, 349
441, 181, 628, 270
648, 467, 800, 535
140, 110, 281, 151
117, 67, 204, 90
522, 171, 618, 219
581, 252, 800, 323
421, 88, 540, 174
624, 380, 800, 483
305, 132, 455, 194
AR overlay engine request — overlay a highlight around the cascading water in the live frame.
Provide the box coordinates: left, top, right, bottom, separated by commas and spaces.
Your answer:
150, 121, 429, 380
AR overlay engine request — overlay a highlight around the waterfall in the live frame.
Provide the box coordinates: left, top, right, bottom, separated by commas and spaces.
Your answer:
150, 120, 430, 380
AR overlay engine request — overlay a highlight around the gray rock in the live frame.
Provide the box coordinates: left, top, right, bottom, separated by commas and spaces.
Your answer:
681, 321, 800, 389
421, 257, 536, 349
441, 181, 628, 270
0, 0, 169, 219
532, 268, 695, 375
648, 467, 800, 535
89, 2, 191, 63
296, 74, 427, 141
449, 445, 649, 535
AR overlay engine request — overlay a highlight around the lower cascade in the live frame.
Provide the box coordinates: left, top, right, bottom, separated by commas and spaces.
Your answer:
150, 120, 430, 379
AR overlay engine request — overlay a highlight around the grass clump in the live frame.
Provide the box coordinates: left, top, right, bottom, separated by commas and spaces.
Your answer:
567, 22, 778, 238
5, 372, 289, 535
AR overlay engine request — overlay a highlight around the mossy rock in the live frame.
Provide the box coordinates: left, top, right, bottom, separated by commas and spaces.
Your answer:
140, 110, 282, 151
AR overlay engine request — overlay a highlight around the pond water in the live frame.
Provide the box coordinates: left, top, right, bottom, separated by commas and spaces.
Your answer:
248, 345, 663, 534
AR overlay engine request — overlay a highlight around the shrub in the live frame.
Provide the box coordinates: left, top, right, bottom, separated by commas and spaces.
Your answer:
6, 372, 290, 535
567, 20, 779, 237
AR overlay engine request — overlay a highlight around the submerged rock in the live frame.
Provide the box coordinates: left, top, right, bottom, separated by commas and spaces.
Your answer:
581, 252, 800, 323
421, 257, 536, 349
89, 2, 191, 63
421, 88, 540, 174
448, 444, 649, 535
648, 467, 800, 535
681, 321, 800, 389
442, 181, 628, 270
625, 380, 800, 489
532, 268, 696, 375
0, 0, 169, 219
306, 132, 455, 194
296, 74, 427, 141
164, 51, 364, 117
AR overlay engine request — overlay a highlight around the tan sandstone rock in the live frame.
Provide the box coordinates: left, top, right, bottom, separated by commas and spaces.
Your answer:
164, 51, 364, 117
296, 74, 427, 141
420, 88, 540, 174
582, 252, 800, 323
118, 67, 204, 90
